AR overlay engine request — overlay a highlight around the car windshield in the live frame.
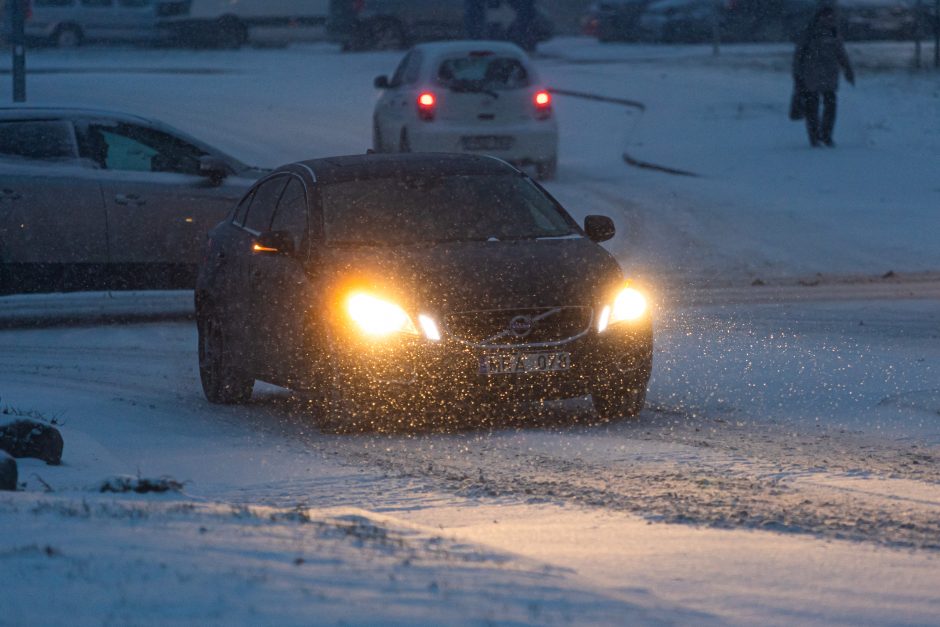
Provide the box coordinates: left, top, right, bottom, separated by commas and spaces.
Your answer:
437, 56, 530, 91
321, 174, 579, 245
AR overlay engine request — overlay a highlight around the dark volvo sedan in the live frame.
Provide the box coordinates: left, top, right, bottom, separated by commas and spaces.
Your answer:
196, 153, 652, 430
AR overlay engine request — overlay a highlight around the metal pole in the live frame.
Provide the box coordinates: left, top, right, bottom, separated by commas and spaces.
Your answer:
11, 0, 27, 102
934, 0, 939, 68
914, 0, 925, 68
711, 0, 721, 56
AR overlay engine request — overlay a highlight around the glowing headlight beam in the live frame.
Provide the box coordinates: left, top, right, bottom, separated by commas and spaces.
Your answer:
418, 314, 442, 342
597, 305, 611, 333
346, 292, 419, 337
599, 286, 648, 332
612, 287, 648, 323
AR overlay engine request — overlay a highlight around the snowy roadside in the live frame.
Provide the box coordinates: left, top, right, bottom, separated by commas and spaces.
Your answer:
0, 290, 193, 328
1, 495, 691, 626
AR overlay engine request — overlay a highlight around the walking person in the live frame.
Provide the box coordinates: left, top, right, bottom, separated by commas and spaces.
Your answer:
792, 6, 855, 147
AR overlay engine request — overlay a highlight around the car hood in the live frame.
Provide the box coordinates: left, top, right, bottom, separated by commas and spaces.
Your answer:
315, 237, 625, 314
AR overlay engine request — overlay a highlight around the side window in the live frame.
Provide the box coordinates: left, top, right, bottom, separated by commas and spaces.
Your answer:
0, 121, 77, 162
34, 0, 76, 6
81, 0, 113, 6
388, 52, 413, 88
244, 177, 287, 233
270, 178, 308, 252
403, 51, 423, 85
119, 0, 151, 6
77, 122, 208, 175
232, 191, 254, 227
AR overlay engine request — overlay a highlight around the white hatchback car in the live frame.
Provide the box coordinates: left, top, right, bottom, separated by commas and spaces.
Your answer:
372, 41, 559, 179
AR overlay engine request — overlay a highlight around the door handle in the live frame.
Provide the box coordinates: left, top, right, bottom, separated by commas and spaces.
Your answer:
0, 188, 22, 201
114, 193, 146, 207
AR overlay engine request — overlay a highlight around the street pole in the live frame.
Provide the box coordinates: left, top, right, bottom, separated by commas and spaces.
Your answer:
11, 0, 27, 102
934, 0, 939, 68
711, 0, 721, 56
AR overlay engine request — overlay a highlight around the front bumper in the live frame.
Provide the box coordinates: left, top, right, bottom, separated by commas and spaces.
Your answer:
327, 320, 653, 408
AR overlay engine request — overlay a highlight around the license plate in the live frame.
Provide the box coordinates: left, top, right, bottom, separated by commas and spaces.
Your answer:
479, 352, 571, 375
462, 135, 514, 151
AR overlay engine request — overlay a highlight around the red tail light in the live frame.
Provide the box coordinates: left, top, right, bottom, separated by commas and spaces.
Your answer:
417, 92, 436, 121
534, 90, 552, 120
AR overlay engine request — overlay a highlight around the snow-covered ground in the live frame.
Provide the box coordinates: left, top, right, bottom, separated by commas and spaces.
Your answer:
1, 39, 939, 625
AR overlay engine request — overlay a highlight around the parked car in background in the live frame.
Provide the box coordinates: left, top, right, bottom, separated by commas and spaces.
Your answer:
328, 0, 553, 51
372, 41, 558, 179
581, 1, 652, 42
196, 153, 653, 429
156, 0, 331, 48
0, 107, 263, 293
24, 0, 165, 48
638, 0, 717, 43
839, 0, 916, 40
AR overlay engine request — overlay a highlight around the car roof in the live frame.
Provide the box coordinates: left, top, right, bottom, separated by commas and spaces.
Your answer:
411, 40, 528, 59
0, 106, 153, 124
293, 153, 518, 185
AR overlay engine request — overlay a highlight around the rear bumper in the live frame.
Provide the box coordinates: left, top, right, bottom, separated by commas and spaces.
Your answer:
407, 119, 558, 165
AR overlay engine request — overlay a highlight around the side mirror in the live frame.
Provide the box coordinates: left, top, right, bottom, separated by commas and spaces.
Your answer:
252, 231, 295, 257
199, 155, 229, 186
374, 75, 390, 89
584, 215, 616, 243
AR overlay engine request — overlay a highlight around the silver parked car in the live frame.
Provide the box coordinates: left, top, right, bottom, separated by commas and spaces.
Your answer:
0, 107, 262, 293
23, 0, 177, 48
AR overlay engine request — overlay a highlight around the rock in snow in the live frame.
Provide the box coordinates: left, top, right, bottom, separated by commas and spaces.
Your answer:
0, 420, 64, 466
0, 452, 17, 491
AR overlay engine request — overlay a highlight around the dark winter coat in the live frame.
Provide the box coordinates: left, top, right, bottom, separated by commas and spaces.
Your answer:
793, 24, 854, 93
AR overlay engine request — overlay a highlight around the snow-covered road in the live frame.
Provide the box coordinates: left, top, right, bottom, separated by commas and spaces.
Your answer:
2, 284, 938, 624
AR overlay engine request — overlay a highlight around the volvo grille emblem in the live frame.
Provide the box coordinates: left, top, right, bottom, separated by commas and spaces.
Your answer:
508, 315, 534, 338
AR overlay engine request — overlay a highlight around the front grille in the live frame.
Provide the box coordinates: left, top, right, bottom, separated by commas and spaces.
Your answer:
444, 306, 593, 347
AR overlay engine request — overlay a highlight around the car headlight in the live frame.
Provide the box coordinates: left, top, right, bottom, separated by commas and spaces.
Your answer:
346, 292, 419, 337
598, 286, 648, 332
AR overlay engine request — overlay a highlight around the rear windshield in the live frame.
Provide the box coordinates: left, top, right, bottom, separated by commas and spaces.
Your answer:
321, 174, 579, 245
0, 120, 77, 163
436, 56, 530, 91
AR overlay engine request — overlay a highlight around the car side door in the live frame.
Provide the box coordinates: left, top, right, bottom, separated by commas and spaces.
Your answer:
111, 0, 158, 42
0, 119, 108, 276
378, 50, 423, 151
75, 119, 248, 272
235, 174, 288, 378
246, 175, 313, 384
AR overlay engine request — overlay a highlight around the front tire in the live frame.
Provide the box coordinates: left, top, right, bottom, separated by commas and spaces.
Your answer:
198, 314, 253, 404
